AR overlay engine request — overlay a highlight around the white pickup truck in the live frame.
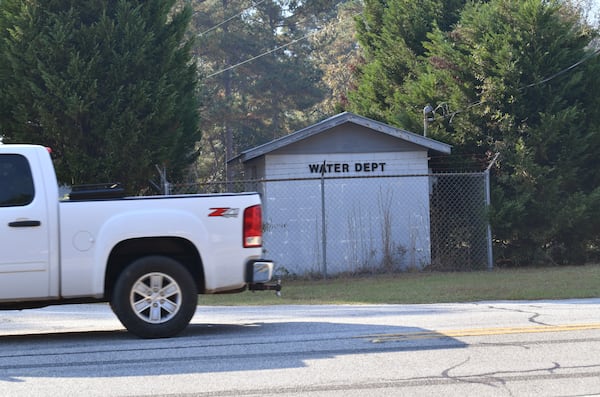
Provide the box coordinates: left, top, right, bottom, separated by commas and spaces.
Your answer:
0, 143, 279, 338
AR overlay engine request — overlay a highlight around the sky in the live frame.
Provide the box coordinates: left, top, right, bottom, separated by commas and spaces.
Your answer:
588, 0, 600, 26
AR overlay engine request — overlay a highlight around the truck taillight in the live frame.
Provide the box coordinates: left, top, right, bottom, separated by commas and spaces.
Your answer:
243, 205, 262, 248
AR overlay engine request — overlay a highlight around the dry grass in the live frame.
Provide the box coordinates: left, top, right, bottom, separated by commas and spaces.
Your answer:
200, 265, 600, 305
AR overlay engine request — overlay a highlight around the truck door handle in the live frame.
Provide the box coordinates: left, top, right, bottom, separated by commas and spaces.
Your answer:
8, 220, 41, 227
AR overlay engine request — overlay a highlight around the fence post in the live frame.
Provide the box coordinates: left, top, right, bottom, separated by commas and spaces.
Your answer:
484, 153, 500, 270
155, 164, 170, 195
320, 161, 327, 278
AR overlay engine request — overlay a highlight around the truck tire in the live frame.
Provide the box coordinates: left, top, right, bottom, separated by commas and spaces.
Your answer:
111, 255, 198, 338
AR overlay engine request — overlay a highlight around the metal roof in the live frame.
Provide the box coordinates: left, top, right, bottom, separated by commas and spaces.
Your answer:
232, 112, 452, 163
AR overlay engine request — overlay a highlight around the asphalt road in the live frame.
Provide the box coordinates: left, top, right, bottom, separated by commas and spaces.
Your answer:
1, 299, 600, 396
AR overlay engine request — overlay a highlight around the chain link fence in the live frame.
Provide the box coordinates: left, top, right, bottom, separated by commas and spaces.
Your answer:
170, 171, 491, 276
429, 173, 491, 271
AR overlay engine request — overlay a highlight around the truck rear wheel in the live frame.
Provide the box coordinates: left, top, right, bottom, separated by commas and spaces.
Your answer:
111, 255, 198, 338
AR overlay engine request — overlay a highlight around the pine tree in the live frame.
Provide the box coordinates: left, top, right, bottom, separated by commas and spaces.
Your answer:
0, 0, 200, 193
426, 0, 599, 264
350, 0, 600, 264
309, 0, 364, 114
349, 0, 466, 121
189, 0, 326, 182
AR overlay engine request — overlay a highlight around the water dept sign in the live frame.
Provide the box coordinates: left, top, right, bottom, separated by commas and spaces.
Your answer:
264, 152, 423, 178
308, 162, 387, 174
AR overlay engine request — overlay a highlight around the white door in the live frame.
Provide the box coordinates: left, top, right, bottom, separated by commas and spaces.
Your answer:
0, 153, 50, 300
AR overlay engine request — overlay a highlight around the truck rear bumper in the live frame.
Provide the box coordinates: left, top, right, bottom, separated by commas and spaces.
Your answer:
246, 259, 282, 294
247, 259, 274, 283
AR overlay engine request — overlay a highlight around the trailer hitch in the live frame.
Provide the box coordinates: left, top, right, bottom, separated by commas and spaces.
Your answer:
249, 278, 282, 297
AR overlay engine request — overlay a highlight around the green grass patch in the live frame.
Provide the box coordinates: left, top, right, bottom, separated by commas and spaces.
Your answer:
199, 265, 600, 305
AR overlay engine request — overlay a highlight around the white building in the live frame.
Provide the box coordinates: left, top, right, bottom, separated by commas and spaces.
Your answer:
233, 112, 452, 276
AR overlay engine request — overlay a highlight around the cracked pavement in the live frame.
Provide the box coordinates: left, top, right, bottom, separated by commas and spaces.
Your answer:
1, 300, 600, 396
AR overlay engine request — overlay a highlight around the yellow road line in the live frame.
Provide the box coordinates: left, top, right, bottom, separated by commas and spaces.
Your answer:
365, 323, 600, 342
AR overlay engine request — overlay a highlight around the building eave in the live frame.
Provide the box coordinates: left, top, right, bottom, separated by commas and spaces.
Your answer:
230, 112, 452, 164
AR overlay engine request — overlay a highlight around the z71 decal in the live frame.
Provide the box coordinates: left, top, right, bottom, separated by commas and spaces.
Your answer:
208, 207, 240, 218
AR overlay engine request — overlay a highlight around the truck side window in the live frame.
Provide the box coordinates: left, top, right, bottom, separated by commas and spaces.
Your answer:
0, 154, 35, 207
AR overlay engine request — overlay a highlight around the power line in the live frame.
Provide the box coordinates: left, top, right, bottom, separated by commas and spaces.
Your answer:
428, 47, 600, 123
202, 2, 599, 93
205, 9, 364, 78
198, 0, 267, 36
206, 32, 312, 78
522, 47, 600, 89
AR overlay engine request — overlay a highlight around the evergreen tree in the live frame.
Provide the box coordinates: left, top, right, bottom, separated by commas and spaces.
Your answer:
350, 0, 600, 264
0, 0, 200, 193
350, 0, 466, 121
421, 0, 599, 264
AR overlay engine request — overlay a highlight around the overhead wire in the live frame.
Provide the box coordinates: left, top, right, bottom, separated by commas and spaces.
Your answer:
421, 47, 600, 170
199, 2, 600, 106
432, 47, 600, 123
203, 3, 359, 78
206, 33, 312, 78
198, 0, 267, 36
521, 47, 600, 89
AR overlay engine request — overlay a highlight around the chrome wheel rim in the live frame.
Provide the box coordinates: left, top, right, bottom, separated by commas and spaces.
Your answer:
130, 272, 182, 324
